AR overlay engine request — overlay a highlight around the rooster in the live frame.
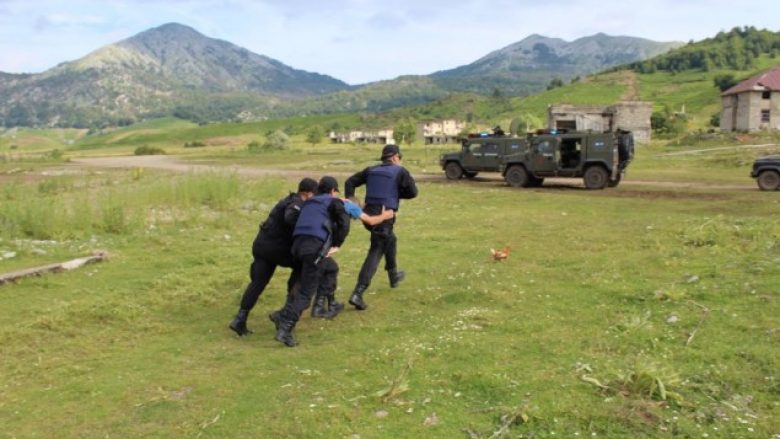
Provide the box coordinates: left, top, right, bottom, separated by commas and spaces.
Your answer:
490, 246, 511, 261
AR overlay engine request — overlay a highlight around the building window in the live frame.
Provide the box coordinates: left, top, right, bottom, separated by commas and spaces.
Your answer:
761, 110, 770, 123
762, 91, 771, 99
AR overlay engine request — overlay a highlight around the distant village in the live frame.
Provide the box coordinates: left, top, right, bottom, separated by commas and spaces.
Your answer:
329, 66, 780, 146
329, 103, 655, 145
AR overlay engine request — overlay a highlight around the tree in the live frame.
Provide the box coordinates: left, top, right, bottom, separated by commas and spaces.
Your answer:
306, 125, 324, 146
546, 78, 564, 90
263, 130, 289, 150
709, 113, 721, 127
713, 74, 738, 92
393, 119, 416, 145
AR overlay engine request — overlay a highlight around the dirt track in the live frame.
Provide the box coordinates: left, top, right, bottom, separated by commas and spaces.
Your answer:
68, 155, 756, 191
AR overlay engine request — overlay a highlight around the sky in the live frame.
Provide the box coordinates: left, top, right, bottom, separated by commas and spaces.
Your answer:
0, 0, 777, 85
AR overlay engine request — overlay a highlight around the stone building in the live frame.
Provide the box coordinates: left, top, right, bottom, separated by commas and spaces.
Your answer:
547, 101, 653, 144
416, 119, 465, 144
720, 66, 780, 132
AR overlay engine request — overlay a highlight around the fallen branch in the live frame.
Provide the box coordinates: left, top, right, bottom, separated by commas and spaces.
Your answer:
686, 300, 711, 346
0, 251, 108, 285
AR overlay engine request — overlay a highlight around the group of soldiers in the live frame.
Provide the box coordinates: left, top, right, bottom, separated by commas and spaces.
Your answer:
228, 144, 418, 347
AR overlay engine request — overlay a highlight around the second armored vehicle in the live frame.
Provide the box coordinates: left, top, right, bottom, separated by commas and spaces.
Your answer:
499, 130, 634, 189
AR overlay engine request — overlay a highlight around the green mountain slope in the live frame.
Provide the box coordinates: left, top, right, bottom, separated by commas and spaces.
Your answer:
0, 23, 348, 128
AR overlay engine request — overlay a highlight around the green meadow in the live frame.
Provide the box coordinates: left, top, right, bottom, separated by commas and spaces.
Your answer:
0, 130, 778, 438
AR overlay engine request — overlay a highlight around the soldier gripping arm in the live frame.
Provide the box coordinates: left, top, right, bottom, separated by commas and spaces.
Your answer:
344, 168, 369, 200
327, 199, 351, 249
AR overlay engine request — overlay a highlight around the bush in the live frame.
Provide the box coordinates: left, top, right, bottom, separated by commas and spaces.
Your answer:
134, 145, 166, 155
247, 140, 262, 153
47, 149, 63, 160
710, 113, 721, 127
184, 141, 206, 148
263, 130, 289, 151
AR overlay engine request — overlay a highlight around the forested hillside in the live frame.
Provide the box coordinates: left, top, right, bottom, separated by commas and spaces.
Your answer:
622, 27, 779, 73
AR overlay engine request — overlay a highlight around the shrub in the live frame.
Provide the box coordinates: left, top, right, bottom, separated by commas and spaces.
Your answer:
709, 112, 721, 127
134, 145, 166, 155
263, 130, 289, 150
247, 140, 262, 153
184, 141, 206, 148
47, 149, 63, 160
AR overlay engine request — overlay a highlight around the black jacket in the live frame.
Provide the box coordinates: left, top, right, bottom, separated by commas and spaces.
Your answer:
253, 193, 304, 252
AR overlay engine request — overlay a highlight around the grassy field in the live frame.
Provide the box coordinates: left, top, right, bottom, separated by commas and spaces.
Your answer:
0, 133, 778, 438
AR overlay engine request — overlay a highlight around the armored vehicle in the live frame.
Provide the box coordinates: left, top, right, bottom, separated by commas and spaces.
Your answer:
751, 155, 780, 191
440, 132, 529, 180
499, 130, 634, 189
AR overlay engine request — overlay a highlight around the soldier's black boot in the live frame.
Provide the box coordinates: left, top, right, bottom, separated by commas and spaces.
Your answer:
327, 294, 344, 318
268, 310, 281, 331
349, 284, 369, 311
388, 268, 406, 288
274, 318, 298, 347
228, 309, 252, 336
311, 296, 330, 319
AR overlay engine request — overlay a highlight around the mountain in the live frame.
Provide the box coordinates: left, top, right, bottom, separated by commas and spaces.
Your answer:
268, 34, 682, 117
0, 24, 681, 128
0, 23, 349, 127
430, 33, 683, 95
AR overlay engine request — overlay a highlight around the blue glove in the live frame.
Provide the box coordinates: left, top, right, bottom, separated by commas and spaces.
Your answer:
343, 200, 363, 219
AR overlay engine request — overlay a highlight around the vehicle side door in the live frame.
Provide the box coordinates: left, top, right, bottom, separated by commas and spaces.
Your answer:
460, 142, 482, 170
479, 142, 500, 171
529, 136, 558, 175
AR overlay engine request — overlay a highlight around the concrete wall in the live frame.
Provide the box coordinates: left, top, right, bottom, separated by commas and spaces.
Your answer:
721, 90, 780, 132
720, 95, 736, 131
613, 102, 653, 144
547, 101, 652, 144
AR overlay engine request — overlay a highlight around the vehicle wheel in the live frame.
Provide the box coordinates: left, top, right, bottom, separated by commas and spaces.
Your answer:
583, 166, 608, 190
757, 170, 780, 191
444, 162, 464, 180
464, 172, 479, 179
505, 165, 529, 188
607, 175, 622, 188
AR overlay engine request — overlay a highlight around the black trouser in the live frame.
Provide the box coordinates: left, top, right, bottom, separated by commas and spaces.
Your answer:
279, 257, 337, 310
280, 237, 326, 325
356, 223, 397, 287
239, 241, 293, 311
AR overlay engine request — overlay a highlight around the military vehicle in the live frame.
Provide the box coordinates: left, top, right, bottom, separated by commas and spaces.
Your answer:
499, 130, 634, 189
751, 155, 780, 191
439, 130, 528, 180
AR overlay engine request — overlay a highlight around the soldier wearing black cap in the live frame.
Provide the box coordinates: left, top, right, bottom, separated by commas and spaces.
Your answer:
345, 144, 418, 310
274, 176, 352, 347
269, 191, 395, 323
228, 177, 318, 337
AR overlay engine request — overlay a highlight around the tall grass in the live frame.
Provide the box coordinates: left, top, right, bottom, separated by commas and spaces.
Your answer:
0, 172, 245, 241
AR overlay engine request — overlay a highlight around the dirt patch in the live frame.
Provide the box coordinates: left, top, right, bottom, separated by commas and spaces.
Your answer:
66, 155, 756, 194
618, 70, 641, 101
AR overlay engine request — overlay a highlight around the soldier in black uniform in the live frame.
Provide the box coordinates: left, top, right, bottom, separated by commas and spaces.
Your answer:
228, 177, 318, 337
269, 196, 395, 322
274, 176, 351, 347
345, 144, 418, 310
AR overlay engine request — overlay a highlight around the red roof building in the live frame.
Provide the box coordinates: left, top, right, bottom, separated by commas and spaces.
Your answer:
721, 66, 780, 132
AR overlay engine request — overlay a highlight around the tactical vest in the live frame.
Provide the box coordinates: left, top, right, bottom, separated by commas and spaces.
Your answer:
365, 164, 401, 210
293, 194, 334, 241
